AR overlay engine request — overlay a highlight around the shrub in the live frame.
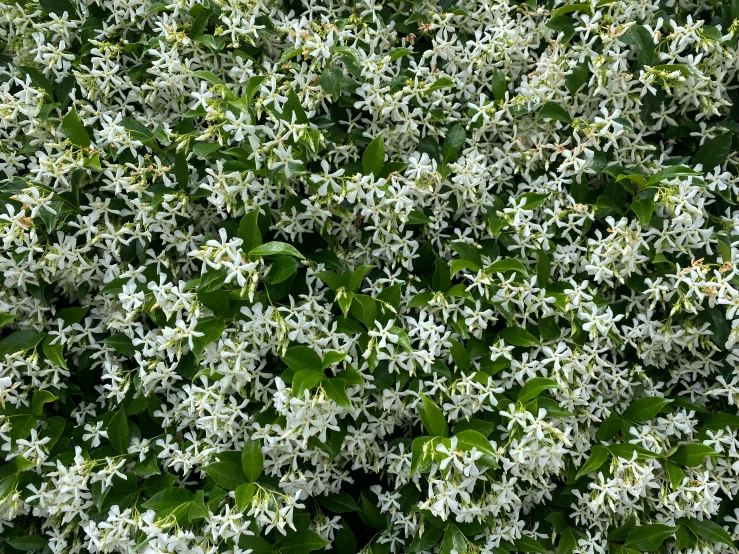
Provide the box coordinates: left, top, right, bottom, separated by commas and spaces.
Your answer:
1, 0, 739, 553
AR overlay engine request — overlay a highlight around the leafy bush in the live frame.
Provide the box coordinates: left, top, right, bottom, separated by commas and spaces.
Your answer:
1, 0, 739, 553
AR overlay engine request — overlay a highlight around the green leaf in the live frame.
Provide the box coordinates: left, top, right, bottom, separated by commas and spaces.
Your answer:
643, 165, 701, 187
536, 249, 551, 288
279, 528, 330, 554
361, 494, 387, 529
703, 412, 739, 431
575, 445, 610, 480
283, 346, 323, 373
62, 107, 91, 148
175, 149, 189, 189
428, 76, 455, 93
669, 444, 718, 467
610, 515, 637, 542
631, 198, 655, 226
318, 491, 361, 513
187, 490, 209, 522
322, 350, 347, 369
240, 535, 274, 554
518, 377, 560, 403
410, 435, 436, 475
624, 524, 678, 552
419, 394, 448, 437
389, 47, 414, 61
108, 408, 130, 454
31, 390, 58, 416
536, 101, 572, 124
674, 526, 692, 552
142, 487, 195, 511
700, 307, 730, 349
102, 333, 136, 357
410, 526, 444, 553
449, 338, 471, 372
442, 123, 467, 164
662, 459, 685, 489
292, 369, 324, 399
245, 75, 267, 104
693, 131, 733, 172
487, 258, 529, 276
320, 68, 343, 100
336, 521, 357, 554
235, 482, 255, 512
0, 329, 46, 358
454, 429, 498, 468
238, 209, 262, 252
349, 264, 375, 292
565, 58, 590, 94
514, 536, 548, 553
0, 313, 17, 326
324, 378, 351, 408
551, 3, 592, 17
266, 256, 299, 284
621, 397, 673, 422
441, 525, 466, 554
249, 241, 304, 259
363, 135, 385, 178
192, 317, 225, 359
631, 26, 657, 66
607, 443, 663, 460
499, 328, 539, 348
7, 535, 48, 552
201, 461, 248, 490
242, 438, 263, 482
491, 68, 506, 101
679, 518, 734, 547
41, 335, 67, 369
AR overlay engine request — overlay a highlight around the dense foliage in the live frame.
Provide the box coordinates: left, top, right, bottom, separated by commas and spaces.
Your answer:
1, 0, 739, 553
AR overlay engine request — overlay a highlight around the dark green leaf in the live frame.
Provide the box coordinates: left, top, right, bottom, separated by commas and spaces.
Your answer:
669, 444, 718, 467
442, 123, 467, 164
536, 101, 572, 124
693, 131, 733, 172
292, 369, 323, 399
518, 377, 560, 403
454, 429, 498, 468
624, 524, 678, 552
491, 68, 506, 100
320, 68, 343, 100
201, 461, 248, 490
192, 317, 225, 359
499, 328, 539, 348
363, 135, 385, 178
242, 438, 263, 482
283, 346, 323, 373
679, 518, 734, 547
7, 535, 48, 552
62, 107, 91, 148
419, 394, 448, 437
108, 408, 130, 454
324, 378, 351, 408
0, 329, 46, 358
575, 445, 609, 480
279, 528, 330, 554
318, 491, 361, 513
621, 397, 673, 422
238, 209, 262, 252
514, 536, 548, 553
441, 525, 466, 554
249, 241, 304, 259
266, 256, 299, 284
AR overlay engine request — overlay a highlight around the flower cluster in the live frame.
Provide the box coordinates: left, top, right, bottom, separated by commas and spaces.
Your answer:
0, 0, 738, 554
